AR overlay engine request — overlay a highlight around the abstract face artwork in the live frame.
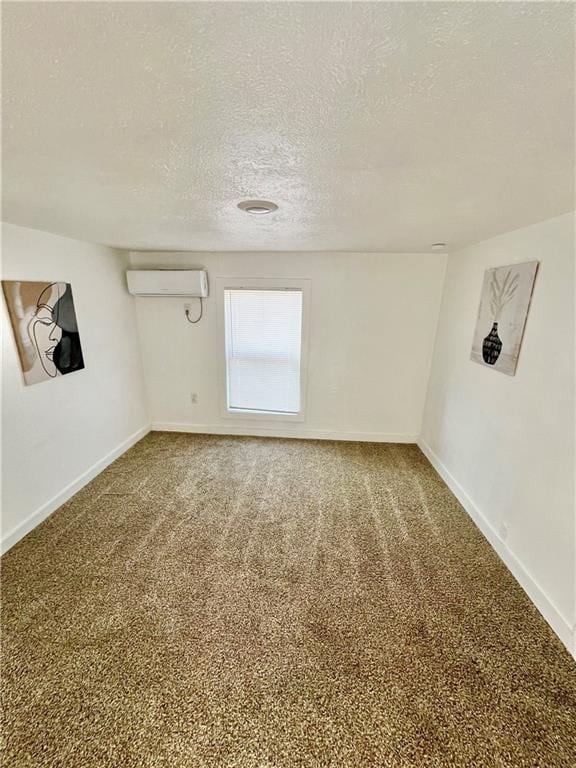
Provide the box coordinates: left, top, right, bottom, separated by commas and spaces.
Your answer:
470, 261, 538, 376
2, 281, 85, 385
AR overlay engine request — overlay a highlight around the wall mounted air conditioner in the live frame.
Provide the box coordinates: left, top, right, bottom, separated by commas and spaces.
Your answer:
126, 270, 208, 297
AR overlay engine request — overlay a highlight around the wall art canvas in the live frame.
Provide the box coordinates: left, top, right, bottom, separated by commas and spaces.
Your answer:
2, 281, 85, 386
470, 261, 538, 376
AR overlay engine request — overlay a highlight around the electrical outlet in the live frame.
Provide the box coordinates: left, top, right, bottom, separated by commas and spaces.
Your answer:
190, 393, 198, 404
499, 522, 508, 542
184, 302, 191, 312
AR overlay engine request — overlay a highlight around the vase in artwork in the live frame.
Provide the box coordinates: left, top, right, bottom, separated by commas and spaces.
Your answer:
482, 322, 502, 365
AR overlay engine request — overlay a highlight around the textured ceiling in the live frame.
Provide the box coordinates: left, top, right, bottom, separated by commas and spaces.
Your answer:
2, 2, 574, 252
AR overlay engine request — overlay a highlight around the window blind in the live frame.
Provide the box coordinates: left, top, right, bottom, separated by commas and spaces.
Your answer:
224, 289, 303, 414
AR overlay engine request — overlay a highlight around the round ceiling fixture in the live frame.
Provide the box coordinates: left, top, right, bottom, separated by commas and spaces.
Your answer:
431, 243, 446, 251
237, 200, 278, 215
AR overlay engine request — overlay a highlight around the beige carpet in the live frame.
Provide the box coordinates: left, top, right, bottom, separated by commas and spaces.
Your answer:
2, 433, 575, 767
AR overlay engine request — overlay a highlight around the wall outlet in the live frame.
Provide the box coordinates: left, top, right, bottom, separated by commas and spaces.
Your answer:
499, 522, 509, 542
190, 393, 198, 404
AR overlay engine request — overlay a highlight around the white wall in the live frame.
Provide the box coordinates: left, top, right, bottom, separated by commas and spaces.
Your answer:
1, 223, 149, 551
130, 251, 447, 441
420, 213, 575, 655
4, 221, 573, 653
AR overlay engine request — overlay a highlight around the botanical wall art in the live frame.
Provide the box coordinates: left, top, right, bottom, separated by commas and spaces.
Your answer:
470, 261, 538, 376
2, 281, 85, 386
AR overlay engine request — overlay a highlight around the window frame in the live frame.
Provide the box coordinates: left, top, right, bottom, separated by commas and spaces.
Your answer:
216, 277, 310, 423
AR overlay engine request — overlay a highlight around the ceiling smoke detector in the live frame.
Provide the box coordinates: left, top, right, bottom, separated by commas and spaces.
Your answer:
237, 200, 278, 215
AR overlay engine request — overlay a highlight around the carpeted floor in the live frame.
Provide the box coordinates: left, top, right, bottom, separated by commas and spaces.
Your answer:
1, 433, 575, 767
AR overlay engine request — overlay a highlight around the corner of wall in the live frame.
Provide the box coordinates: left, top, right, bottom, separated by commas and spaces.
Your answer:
417, 251, 449, 437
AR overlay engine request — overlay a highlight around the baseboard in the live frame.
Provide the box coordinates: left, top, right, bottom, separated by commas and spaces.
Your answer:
1, 424, 151, 555
151, 421, 419, 444
418, 438, 575, 659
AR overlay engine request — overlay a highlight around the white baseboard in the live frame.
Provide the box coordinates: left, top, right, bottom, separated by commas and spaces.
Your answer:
8, 422, 571, 656
1, 424, 151, 555
418, 438, 575, 659
151, 421, 419, 444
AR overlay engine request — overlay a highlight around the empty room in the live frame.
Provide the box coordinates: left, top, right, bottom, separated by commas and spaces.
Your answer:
1, 1, 575, 766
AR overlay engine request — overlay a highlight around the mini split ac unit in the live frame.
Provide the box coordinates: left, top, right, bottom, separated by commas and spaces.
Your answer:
126, 270, 208, 297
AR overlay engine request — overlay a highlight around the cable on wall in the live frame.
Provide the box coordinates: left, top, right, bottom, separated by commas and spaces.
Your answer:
185, 298, 203, 324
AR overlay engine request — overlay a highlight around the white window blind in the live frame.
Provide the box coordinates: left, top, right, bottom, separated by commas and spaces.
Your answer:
224, 289, 303, 414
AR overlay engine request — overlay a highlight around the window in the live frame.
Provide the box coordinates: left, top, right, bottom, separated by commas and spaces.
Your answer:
219, 280, 308, 420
